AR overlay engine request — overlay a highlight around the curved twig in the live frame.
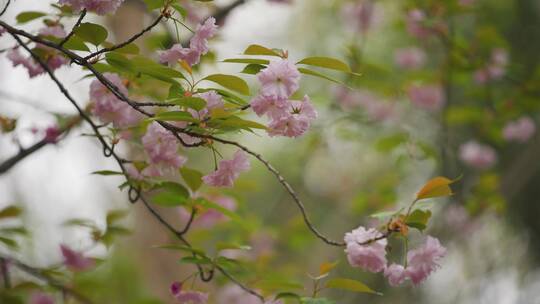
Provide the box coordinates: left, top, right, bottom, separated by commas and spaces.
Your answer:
59, 9, 87, 47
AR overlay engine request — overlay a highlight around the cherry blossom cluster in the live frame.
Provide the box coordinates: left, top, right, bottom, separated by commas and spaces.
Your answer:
251, 59, 318, 137
58, 0, 125, 15
474, 48, 508, 84
344, 226, 446, 287
159, 17, 218, 67
7, 25, 69, 77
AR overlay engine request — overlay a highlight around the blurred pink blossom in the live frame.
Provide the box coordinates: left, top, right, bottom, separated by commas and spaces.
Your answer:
90, 73, 141, 128
502, 116, 536, 143
407, 84, 445, 112
170, 282, 208, 304
341, 0, 382, 33
394, 47, 426, 70
459, 140, 497, 169
60, 244, 94, 271
58, 0, 125, 15
474, 48, 508, 84
30, 292, 55, 304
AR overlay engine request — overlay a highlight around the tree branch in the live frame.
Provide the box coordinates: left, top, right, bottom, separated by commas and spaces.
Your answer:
59, 9, 87, 47
0, 255, 94, 304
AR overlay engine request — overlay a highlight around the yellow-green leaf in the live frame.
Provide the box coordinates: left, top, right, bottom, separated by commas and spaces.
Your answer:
416, 176, 456, 200
319, 261, 339, 275
16, 12, 47, 24
75, 23, 108, 46
204, 74, 250, 95
297, 56, 351, 72
325, 278, 379, 295
243, 44, 281, 57
179, 167, 203, 192
0, 206, 22, 220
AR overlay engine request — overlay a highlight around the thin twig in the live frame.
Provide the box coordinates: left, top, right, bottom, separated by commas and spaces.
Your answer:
83, 14, 164, 62
59, 9, 87, 47
0, 0, 10, 17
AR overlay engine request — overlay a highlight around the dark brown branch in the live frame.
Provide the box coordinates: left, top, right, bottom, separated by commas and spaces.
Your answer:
0, 257, 10, 289
1, 255, 93, 304
59, 9, 87, 47
0, 0, 10, 17
82, 14, 164, 62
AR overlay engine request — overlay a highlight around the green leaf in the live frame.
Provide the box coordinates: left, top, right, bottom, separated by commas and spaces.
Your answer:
63, 35, 90, 51
243, 44, 281, 56
241, 64, 266, 75
151, 111, 198, 122
204, 74, 250, 95
112, 43, 140, 55
16, 12, 47, 24
92, 170, 123, 176
106, 209, 129, 226
405, 209, 432, 231
179, 167, 203, 192
168, 84, 185, 99
169, 97, 207, 111
0, 206, 21, 220
132, 56, 184, 83
151, 182, 190, 207
143, 0, 165, 10
223, 58, 270, 65
208, 116, 267, 131
179, 256, 212, 265
298, 67, 345, 85
216, 242, 252, 251
297, 56, 351, 72
301, 298, 336, 304
0, 236, 17, 249
74, 23, 108, 45
105, 52, 135, 72
375, 133, 408, 152
325, 278, 379, 294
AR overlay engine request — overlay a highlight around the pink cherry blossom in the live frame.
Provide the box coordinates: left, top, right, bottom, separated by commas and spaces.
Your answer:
407, 84, 445, 112
502, 116, 536, 143
90, 73, 141, 128
267, 96, 317, 138
159, 18, 217, 67
170, 282, 208, 304
30, 292, 55, 304
203, 150, 250, 187
250, 95, 289, 120
7, 48, 45, 77
180, 194, 237, 229
59, 0, 125, 15
394, 47, 426, 70
474, 48, 508, 84
60, 244, 94, 271
405, 236, 446, 285
384, 264, 407, 286
459, 141, 497, 170
257, 59, 301, 99
142, 123, 187, 176
191, 90, 224, 119
344, 226, 387, 273
190, 17, 218, 55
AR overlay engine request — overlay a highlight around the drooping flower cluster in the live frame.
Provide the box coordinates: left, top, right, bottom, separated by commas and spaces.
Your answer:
141, 122, 187, 177
394, 47, 426, 70
502, 116, 536, 143
459, 140, 497, 169
407, 84, 445, 112
170, 282, 208, 304
251, 59, 318, 137
159, 18, 217, 67
58, 0, 125, 15
7, 25, 69, 78
60, 244, 94, 271
474, 48, 508, 84
203, 150, 250, 187
344, 226, 446, 286
90, 73, 141, 128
